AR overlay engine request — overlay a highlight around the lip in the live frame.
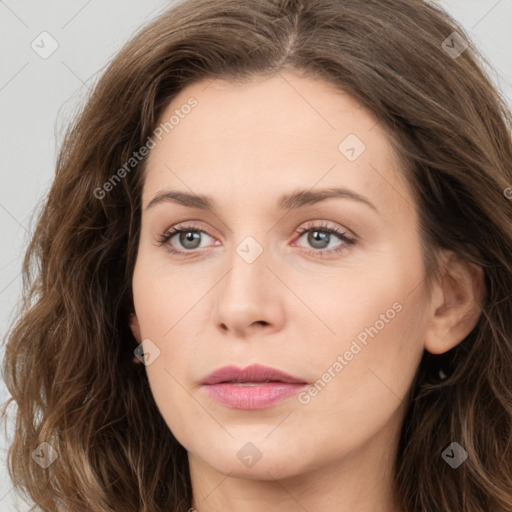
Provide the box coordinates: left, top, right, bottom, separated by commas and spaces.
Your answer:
201, 364, 308, 410
202, 364, 307, 385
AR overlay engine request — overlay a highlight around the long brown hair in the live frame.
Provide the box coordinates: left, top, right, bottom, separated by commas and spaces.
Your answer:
2, 0, 512, 510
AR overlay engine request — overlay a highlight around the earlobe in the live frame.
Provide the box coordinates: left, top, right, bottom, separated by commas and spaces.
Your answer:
424, 253, 485, 355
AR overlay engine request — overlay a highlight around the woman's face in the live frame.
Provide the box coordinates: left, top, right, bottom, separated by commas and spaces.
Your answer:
132, 71, 432, 482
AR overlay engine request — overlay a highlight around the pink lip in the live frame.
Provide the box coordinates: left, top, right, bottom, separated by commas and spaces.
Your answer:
201, 364, 308, 410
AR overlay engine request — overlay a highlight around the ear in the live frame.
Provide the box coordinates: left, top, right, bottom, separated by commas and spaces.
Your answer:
424, 252, 485, 355
129, 313, 144, 364
129, 313, 142, 343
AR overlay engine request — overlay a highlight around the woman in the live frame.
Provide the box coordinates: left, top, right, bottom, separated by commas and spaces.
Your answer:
2, 0, 512, 510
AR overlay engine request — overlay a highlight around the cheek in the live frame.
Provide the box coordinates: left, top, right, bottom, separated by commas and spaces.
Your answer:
297, 254, 430, 418
132, 246, 206, 341
282, 274, 428, 466
131, 253, 210, 438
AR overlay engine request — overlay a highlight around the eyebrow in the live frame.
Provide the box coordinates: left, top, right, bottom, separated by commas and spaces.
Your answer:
145, 187, 378, 213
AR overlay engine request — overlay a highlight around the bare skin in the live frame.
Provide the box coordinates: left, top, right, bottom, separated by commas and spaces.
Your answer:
129, 70, 483, 512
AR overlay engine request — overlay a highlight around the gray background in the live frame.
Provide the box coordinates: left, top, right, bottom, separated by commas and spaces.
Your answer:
1, 1, 511, 509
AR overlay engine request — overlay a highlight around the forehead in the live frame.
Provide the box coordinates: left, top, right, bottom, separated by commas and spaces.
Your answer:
156, 72, 377, 143
142, 71, 413, 219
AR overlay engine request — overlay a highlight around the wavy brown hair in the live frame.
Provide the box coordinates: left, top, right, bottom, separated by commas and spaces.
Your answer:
2, 0, 512, 510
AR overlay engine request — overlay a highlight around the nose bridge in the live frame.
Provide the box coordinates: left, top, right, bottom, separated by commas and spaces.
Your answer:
224, 232, 269, 293
210, 227, 282, 334
234, 233, 267, 266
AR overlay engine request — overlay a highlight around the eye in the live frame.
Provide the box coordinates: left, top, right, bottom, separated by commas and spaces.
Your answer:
293, 221, 356, 257
157, 223, 213, 254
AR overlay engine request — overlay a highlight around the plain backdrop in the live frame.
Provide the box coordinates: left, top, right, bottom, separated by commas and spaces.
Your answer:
1, 1, 511, 510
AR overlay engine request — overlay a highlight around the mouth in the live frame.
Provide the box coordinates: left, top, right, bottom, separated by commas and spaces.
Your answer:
201, 364, 308, 410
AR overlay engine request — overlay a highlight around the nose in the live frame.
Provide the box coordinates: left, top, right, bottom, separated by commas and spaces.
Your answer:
212, 236, 285, 338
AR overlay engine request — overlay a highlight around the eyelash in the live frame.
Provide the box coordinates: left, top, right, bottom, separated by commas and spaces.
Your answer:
157, 221, 356, 258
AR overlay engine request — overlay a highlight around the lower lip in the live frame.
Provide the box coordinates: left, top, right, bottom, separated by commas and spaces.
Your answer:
204, 382, 307, 410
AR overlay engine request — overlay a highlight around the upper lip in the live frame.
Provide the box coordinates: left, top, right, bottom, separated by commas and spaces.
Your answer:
201, 364, 308, 385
